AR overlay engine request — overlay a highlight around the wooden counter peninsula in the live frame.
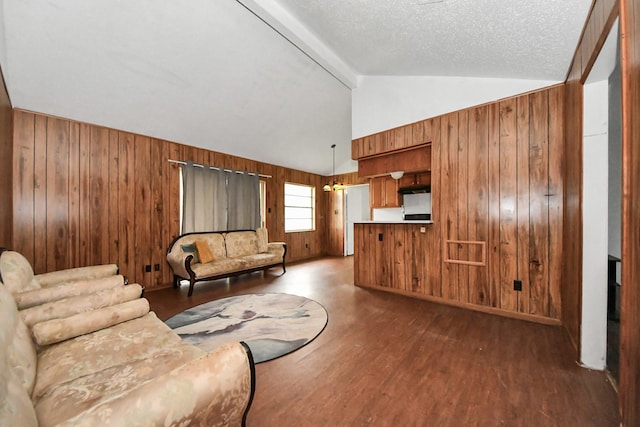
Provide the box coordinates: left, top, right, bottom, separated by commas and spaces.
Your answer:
353, 221, 441, 296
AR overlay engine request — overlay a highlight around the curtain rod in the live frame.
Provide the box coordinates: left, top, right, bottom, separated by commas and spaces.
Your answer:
168, 159, 272, 179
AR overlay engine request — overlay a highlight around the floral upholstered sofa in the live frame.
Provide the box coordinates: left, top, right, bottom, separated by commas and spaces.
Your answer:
0, 251, 256, 427
167, 229, 286, 296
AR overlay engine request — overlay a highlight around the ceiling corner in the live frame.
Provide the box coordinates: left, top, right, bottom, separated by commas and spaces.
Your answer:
236, 0, 359, 89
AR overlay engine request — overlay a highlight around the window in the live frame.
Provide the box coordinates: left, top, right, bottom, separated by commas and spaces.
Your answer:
284, 182, 315, 232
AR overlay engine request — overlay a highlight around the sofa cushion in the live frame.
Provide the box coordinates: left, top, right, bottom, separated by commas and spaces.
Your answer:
40, 343, 252, 427
13, 274, 126, 310
242, 253, 281, 269
32, 298, 151, 346
256, 228, 269, 253
35, 264, 119, 288
225, 231, 259, 258
32, 312, 204, 404
19, 283, 144, 328
0, 251, 40, 293
191, 258, 247, 278
181, 243, 199, 263
33, 313, 206, 427
172, 233, 227, 261
195, 239, 216, 263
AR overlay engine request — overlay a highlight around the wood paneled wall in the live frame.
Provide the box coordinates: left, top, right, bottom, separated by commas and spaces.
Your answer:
12, 110, 329, 290
562, 0, 619, 361
0, 68, 12, 249
354, 85, 565, 322
620, 0, 640, 423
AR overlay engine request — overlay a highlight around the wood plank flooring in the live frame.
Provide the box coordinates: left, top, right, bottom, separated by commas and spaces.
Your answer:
146, 257, 619, 426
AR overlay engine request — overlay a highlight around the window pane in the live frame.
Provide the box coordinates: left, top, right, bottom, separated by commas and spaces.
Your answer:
285, 206, 312, 219
284, 182, 315, 232
285, 183, 312, 197
285, 194, 312, 208
285, 218, 313, 232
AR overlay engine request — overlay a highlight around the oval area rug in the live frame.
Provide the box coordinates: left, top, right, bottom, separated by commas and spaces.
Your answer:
165, 293, 328, 363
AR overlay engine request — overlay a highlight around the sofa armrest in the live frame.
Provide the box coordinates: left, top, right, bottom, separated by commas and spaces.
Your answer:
58, 341, 256, 427
167, 251, 192, 279
267, 242, 286, 259
13, 275, 126, 310
19, 283, 144, 328
32, 298, 150, 346
34, 264, 119, 288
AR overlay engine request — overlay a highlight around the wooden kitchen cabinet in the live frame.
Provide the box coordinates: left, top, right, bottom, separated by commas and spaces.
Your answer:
399, 171, 431, 187
369, 176, 401, 208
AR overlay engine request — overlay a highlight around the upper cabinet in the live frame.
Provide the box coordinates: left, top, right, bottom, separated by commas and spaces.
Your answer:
399, 171, 431, 188
369, 176, 401, 208
352, 117, 439, 161
357, 144, 431, 179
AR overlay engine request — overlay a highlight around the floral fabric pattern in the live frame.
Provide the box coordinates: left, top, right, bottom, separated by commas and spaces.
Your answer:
0, 250, 40, 293
0, 285, 38, 427
191, 258, 247, 278
50, 343, 253, 427
32, 298, 150, 346
256, 227, 269, 253
0, 250, 119, 295
1, 277, 255, 427
20, 284, 143, 328
13, 275, 125, 310
225, 231, 259, 258
35, 264, 118, 288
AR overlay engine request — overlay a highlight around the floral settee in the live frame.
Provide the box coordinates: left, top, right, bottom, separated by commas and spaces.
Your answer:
167, 229, 287, 296
0, 251, 257, 427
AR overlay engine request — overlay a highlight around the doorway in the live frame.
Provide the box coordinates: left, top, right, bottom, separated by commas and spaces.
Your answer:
581, 18, 622, 383
344, 184, 370, 256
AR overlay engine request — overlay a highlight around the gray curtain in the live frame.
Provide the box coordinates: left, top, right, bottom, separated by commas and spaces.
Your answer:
181, 162, 227, 233
227, 171, 260, 230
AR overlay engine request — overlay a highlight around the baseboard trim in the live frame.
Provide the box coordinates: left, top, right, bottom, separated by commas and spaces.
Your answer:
356, 283, 562, 326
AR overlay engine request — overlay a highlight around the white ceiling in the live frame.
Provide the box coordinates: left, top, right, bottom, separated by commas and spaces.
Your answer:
273, 0, 592, 80
0, 0, 592, 176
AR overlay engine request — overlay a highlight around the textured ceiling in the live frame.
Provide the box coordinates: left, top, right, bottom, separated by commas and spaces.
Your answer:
273, 0, 592, 80
0, 0, 592, 176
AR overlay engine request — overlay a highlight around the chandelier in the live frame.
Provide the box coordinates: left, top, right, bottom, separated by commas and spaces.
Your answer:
323, 144, 345, 191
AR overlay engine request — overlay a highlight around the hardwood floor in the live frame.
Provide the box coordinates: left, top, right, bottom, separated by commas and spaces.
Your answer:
146, 257, 620, 426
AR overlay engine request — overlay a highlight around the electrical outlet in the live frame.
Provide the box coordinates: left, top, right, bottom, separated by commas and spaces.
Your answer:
378, 233, 384, 241
145, 265, 151, 273
514, 280, 522, 291
305, 243, 309, 249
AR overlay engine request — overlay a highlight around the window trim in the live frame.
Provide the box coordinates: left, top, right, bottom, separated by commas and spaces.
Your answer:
284, 182, 316, 233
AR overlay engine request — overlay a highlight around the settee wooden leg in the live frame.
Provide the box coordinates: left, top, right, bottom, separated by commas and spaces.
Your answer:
188, 279, 195, 297
173, 275, 179, 288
